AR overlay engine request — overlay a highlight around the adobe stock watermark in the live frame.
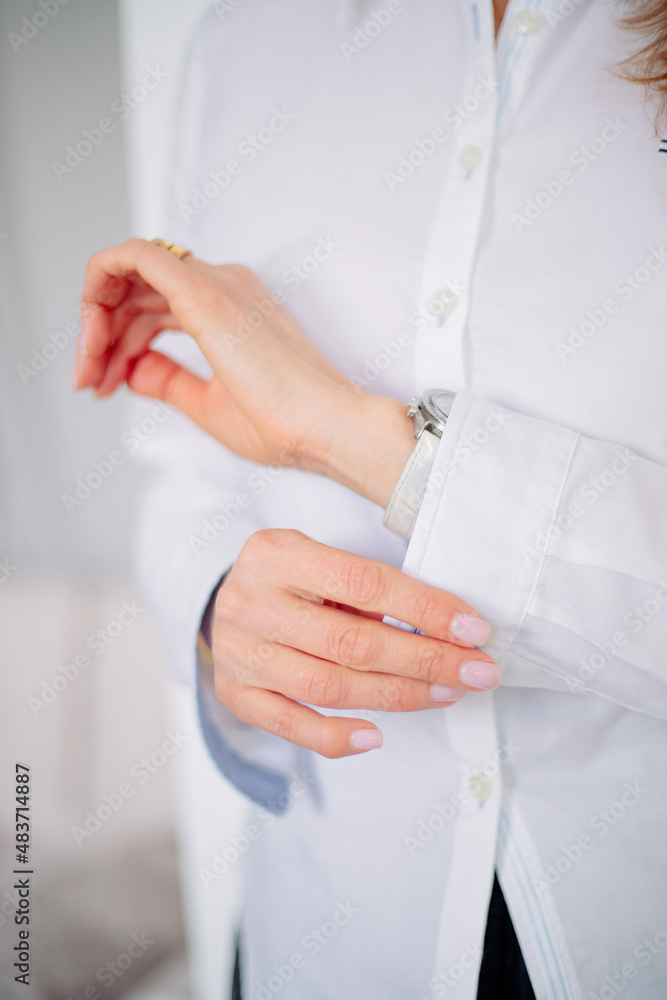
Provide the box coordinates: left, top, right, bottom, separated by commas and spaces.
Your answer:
522, 447, 639, 566
339, 0, 409, 62
179, 107, 295, 223
396, 404, 512, 518
0, 884, 25, 930
555, 245, 667, 361
17, 314, 82, 386
418, 943, 482, 1000
7, 0, 71, 54
249, 901, 359, 1000
532, 780, 650, 896
189, 236, 339, 368
511, 118, 628, 232
213, 0, 246, 19
565, 579, 667, 695
0, 557, 18, 584
280, 236, 340, 291
70, 730, 189, 845
64, 933, 155, 998
350, 285, 466, 388
384, 77, 497, 192
51, 67, 168, 181
61, 403, 172, 514
545, 0, 587, 30
589, 920, 667, 1000
404, 740, 520, 857
27, 599, 144, 717
198, 773, 315, 887
189, 465, 285, 555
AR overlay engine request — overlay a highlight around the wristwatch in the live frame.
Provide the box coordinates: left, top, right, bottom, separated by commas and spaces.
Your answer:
383, 389, 456, 540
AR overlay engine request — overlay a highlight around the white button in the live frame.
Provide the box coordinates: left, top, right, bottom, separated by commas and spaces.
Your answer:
458, 145, 482, 172
428, 288, 458, 318
467, 773, 493, 803
513, 9, 542, 35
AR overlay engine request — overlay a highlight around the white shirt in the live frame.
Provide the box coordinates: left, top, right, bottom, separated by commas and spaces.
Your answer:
133, 1, 667, 997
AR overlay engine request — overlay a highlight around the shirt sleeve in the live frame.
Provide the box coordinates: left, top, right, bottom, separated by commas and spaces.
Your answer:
403, 391, 667, 718
127, 9, 306, 811
131, 379, 303, 811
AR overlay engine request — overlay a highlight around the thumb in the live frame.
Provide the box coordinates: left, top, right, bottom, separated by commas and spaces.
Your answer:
127, 349, 210, 428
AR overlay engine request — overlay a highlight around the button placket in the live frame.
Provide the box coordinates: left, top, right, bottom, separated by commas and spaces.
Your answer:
415, 0, 498, 394
467, 772, 493, 803
496, 0, 548, 120
513, 8, 542, 34
428, 692, 502, 997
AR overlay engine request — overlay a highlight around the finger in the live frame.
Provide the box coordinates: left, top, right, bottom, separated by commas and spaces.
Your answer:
218, 628, 466, 709
74, 339, 113, 391
253, 530, 492, 647
225, 685, 383, 758
125, 349, 211, 423
127, 350, 272, 460
237, 590, 497, 691
81, 238, 207, 358
94, 313, 175, 397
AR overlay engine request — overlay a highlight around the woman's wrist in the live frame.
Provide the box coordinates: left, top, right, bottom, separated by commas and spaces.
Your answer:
305, 389, 416, 508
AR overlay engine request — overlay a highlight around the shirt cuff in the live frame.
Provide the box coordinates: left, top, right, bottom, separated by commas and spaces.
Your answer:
402, 391, 575, 692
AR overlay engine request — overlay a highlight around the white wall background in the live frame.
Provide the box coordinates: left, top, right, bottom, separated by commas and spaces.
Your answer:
0, 2, 246, 998
116, 3, 249, 997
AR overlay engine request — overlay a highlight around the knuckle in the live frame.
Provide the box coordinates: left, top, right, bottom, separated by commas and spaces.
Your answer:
272, 709, 300, 745
416, 643, 443, 682
303, 669, 345, 708
382, 676, 415, 711
327, 621, 373, 665
409, 589, 436, 628
343, 559, 385, 606
129, 236, 149, 254
224, 262, 253, 282
242, 528, 278, 559
316, 723, 347, 759
214, 580, 246, 623
241, 528, 303, 568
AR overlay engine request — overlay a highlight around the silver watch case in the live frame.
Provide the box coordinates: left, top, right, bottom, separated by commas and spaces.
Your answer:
408, 389, 457, 441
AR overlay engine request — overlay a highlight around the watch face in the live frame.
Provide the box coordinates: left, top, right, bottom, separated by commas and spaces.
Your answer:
423, 388, 456, 424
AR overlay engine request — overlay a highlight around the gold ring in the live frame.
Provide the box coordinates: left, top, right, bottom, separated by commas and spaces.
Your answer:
151, 238, 192, 260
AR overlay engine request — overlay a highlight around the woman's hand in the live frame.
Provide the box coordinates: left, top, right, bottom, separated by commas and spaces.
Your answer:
207, 529, 499, 758
76, 241, 499, 755
76, 239, 414, 507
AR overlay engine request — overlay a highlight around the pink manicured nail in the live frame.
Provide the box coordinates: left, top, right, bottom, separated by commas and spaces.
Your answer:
459, 660, 501, 690
73, 355, 84, 389
450, 613, 491, 646
350, 729, 383, 750
430, 684, 465, 703
79, 331, 89, 358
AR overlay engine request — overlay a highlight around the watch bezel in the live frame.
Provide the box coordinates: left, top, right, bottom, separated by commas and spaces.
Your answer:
409, 389, 456, 440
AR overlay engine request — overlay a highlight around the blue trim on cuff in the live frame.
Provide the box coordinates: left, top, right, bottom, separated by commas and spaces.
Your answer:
196, 667, 291, 815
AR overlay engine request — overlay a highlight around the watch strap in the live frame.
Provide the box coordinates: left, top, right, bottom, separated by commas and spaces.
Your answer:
383, 429, 440, 540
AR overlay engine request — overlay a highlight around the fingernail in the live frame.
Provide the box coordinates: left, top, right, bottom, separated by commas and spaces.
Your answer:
450, 613, 491, 646
350, 729, 383, 750
79, 331, 89, 358
73, 356, 83, 389
459, 660, 501, 690
430, 684, 465, 702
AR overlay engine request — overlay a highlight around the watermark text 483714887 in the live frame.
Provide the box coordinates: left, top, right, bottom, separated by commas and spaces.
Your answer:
13, 762, 33, 986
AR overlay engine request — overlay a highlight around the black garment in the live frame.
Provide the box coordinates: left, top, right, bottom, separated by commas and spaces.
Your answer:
230, 874, 536, 999
232, 936, 242, 1000
477, 874, 537, 999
